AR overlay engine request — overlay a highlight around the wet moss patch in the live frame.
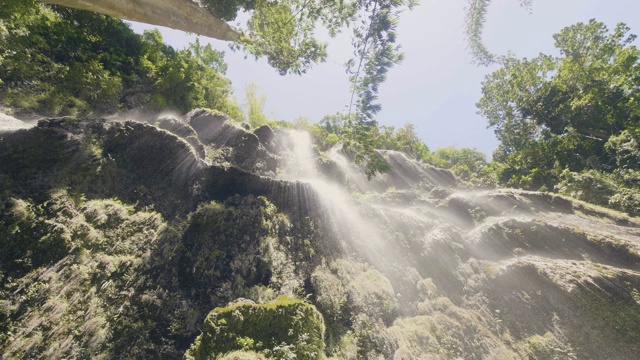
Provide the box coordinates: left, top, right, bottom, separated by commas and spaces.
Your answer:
186, 296, 325, 360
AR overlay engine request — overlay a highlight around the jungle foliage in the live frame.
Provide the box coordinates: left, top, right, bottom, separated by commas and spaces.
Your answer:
304, 112, 431, 179
0, 3, 241, 116
474, 20, 640, 215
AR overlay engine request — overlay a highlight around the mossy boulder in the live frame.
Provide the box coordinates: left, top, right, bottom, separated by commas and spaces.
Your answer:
185, 296, 325, 360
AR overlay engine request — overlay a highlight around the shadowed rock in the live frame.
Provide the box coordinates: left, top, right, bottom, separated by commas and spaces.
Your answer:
187, 109, 278, 174
154, 116, 207, 159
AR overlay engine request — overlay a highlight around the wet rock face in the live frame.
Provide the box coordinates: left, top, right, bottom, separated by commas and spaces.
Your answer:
0, 111, 33, 132
317, 146, 459, 193
320, 183, 640, 359
0, 117, 284, 218
0, 115, 324, 221
253, 125, 276, 152
186, 109, 278, 175
471, 257, 640, 359
155, 116, 207, 159
8, 118, 207, 217
2, 113, 640, 359
187, 109, 233, 144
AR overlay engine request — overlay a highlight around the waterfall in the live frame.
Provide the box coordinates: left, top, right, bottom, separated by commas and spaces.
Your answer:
278, 130, 395, 263
0, 112, 34, 132
275, 129, 441, 310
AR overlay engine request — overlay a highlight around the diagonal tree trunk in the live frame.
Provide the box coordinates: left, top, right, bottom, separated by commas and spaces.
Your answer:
41, 0, 241, 41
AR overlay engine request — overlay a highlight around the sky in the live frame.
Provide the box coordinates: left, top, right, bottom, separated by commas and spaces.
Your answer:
130, 0, 640, 156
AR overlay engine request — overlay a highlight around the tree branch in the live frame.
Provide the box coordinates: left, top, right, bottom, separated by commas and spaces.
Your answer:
41, 0, 241, 41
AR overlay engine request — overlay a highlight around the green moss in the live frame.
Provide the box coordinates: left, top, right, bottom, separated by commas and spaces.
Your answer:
481, 261, 499, 278
525, 332, 573, 360
218, 351, 267, 360
0, 195, 73, 278
390, 296, 517, 359
577, 285, 640, 346
0, 191, 169, 359
185, 296, 325, 360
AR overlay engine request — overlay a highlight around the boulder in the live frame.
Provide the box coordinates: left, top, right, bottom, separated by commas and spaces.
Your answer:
185, 296, 325, 360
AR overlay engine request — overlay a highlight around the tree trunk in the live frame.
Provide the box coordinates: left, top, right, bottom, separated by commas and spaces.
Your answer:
41, 0, 241, 41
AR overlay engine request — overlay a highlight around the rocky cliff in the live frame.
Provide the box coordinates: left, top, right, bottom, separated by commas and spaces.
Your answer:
1, 109, 640, 359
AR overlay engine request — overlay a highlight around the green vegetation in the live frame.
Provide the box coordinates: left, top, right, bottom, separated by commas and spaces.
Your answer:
185, 296, 325, 360
311, 260, 397, 358
244, 83, 271, 128
525, 332, 574, 359
3, 1, 640, 359
0, 191, 167, 358
0, 183, 315, 358
423, 146, 489, 184
302, 113, 431, 179
556, 169, 640, 216
470, 20, 640, 214
0, 3, 241, 116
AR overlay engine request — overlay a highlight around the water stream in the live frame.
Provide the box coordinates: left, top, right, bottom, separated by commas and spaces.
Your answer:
278, 130, 435, 303
0, 112, 34, 132
279, 130, 390, 259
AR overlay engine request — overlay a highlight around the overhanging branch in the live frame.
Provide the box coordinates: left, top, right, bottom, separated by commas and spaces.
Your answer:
41, 0, 241, 41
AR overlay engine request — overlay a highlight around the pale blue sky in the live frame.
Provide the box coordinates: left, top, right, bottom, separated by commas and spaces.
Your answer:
130, 0, 640, 156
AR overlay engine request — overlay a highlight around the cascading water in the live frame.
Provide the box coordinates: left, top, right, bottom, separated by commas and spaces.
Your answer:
0, 112, 34, 132
278, 130, 402, 267
279, 129, 319, 183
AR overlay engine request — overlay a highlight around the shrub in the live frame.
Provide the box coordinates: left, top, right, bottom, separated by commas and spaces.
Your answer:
556, 169, 640, 216
185, 296, 325, 360
219, 351, 267, 360
605, 129, 640, 169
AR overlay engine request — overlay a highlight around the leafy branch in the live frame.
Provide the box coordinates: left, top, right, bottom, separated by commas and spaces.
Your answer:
464, 0, 532, 66
342, 0, 416, 178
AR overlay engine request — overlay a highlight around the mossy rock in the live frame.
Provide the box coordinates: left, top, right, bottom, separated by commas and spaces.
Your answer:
155, 116, 207, 159
185, 296, 325, 360
218, 351, 267, 360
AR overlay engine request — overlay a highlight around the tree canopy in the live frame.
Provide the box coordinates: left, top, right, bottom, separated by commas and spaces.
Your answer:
0, 3, 242, 116
31, 0, 532, 119
476, 19, 640, 214
480, 20, 640, 152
